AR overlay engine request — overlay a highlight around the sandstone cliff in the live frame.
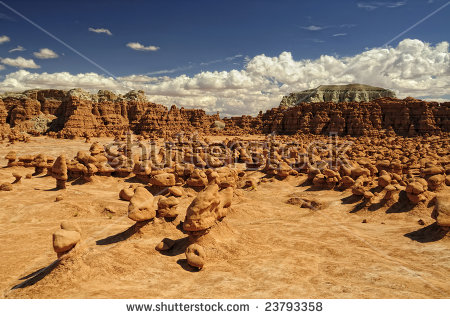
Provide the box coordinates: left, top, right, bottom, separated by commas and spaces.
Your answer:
0, 88, 448, 138
223, 97, 449, 136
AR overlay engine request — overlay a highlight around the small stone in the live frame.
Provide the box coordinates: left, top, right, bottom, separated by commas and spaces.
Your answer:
52, 229, 81, 253
0, 183, 13, 191
155, 238, 175, 251
185, 243, 206, 269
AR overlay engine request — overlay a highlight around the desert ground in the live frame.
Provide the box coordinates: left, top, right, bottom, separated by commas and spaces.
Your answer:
0, 135, 449, 299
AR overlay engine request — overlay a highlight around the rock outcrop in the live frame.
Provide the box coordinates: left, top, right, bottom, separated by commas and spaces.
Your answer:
1, 87, 448, 138
279, 84, 396, 106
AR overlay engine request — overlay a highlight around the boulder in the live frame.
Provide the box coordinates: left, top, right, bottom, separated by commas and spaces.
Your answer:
128, 187, 156, 221
432, 196, 450, 227
157, 196, 180, 218
185, 243, 206, 269
149, 173, 176, 187
52, 229, 81, 254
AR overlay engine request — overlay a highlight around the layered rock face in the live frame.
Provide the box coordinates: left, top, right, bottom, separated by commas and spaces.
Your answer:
1, 89, 220, 137
279, 84, 396, 107
225, 97, 449, 136
1, 87, 448, 137
0, 98, 9, 134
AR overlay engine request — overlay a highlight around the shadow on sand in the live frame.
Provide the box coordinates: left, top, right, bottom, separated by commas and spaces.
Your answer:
96, 221, 150, 245
157, 237, 190, 257
176, 259, 201, 273
404, 223, 449, 243
11, 260, 60, 290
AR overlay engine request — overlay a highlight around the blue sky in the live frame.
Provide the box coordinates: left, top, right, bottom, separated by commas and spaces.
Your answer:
0, 0, 448, 115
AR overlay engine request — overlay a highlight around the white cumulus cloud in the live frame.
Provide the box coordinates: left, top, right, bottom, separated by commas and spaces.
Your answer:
88, 27, 112, 36
33, 48, 59, 59
0, 35, 10, 44
127, 42, 160, 51
0, 56, 40, 69
0, 39, 448, 117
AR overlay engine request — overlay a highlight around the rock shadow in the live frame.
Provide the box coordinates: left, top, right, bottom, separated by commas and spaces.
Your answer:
176, 259, 201, 273
341, 194, 362, 205
349, 201, 367, 214
96, 220, 150, 245
404, 223, 449, 243
11, 260, 60, 290
157, 237, 190, 257
385, 191, 415, 213
368, 199, 387, 211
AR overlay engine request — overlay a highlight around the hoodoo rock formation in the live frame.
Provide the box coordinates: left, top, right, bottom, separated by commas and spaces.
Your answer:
0, 86, 448, 138
0, 88, 220, 138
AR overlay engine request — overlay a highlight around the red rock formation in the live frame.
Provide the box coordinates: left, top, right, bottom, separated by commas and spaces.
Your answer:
0, 88, 448, 137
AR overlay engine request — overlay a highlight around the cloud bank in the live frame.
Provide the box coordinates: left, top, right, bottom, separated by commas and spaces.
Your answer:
0, 39, 448, 117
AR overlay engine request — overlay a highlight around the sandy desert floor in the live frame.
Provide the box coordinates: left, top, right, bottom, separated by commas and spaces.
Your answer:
0, 136, 449, 299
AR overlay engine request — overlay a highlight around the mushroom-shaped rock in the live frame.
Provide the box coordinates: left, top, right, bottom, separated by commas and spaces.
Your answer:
432, 196, 450, 227
128, 187, 156, 221
76, 151, 97, 165
406, 192, 426, 204
422, 166, 444, 176
119, 185, 135, 201
84, 163, 98, 182
185, 243, 206, 269
339, 176, 355, 189
215, 167, 238, 188
352, 185, 366, 196
12, 172, 22, 184
186, 169, 209, 187
97, 162, 115, 176
89, 142, 104, 155
384, 184, 398, 200
149, 173, 176, 187
378, 174, 391, 188
312, 173, 326, 187
168, 186, 184, 197
183, 184, 221, 231
405, 182, 424, 195
32, 153, 49, 175
277, 162, 292, 178
427, 174, 445, 191
351, 167, 370, 180
52, 229, 81, 255
157, 196, 180, 218
5, 151, 17, 167
52, 154, 68, 189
